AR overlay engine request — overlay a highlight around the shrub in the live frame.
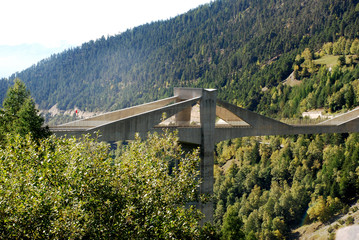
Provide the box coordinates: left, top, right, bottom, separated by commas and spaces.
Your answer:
0, 130, 202, 239
346, 216, 354, 225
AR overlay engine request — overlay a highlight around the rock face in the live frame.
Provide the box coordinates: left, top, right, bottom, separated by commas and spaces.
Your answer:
302, 109, 325, 119
336, 225, 359, 240
283, 71, 302, 87
42, 104, 103, 119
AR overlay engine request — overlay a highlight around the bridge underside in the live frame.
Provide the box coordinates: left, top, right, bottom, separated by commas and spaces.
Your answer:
50, 87, 359, 223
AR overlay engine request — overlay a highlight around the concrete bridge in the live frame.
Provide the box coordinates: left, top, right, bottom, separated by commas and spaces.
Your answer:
50, 88, 359, 222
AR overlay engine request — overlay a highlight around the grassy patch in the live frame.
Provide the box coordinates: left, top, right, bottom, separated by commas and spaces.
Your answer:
314, 55, 339, 67
314, 55, 356, 67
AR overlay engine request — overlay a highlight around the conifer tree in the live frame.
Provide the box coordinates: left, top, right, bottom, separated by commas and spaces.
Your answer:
0, 78, 50, 143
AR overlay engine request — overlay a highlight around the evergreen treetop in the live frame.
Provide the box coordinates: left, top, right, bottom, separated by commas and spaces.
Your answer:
0, 79, 50, 143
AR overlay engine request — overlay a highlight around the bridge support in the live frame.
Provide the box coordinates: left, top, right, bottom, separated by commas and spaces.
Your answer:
199, 89, 217, 223
174, 88, 217, 223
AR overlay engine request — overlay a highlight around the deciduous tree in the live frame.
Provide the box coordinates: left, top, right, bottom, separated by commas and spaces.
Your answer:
0, 130, 204, 239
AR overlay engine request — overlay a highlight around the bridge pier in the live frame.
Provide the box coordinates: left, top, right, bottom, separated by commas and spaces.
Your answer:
199, 89, 217, 223
175, 88, 217, 223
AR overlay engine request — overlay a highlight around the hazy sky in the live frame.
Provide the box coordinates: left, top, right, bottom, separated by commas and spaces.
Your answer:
0, 0, 212, 78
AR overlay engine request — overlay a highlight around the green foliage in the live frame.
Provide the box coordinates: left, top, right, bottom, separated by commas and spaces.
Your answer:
221, 202, 245, 240
323, 42, 334, 55
258, 37, 359, 118
114, 130, 203, 239
338, 55, 346, 66
346, 216, 355, 225
0, 130, 203, 239
350, 39, 359, 56
0, 79, 50, 143
307, 196, 343, 223
214, 133, 359, 238
199, 223, 221, 240
297, 48, 317, 77
1, 0, 358, 113
3, 78, 30, 115
328, 232, 336, 240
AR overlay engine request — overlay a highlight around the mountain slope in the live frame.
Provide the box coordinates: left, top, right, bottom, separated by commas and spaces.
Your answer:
1, 0, 358, 113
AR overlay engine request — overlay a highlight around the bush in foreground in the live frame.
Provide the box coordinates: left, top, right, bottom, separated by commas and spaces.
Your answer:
0, 130, 202, 239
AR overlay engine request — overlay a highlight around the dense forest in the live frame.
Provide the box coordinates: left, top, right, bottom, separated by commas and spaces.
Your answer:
211, 36, 359, 238
1, 0, 359, 239
0, 0, 358, 113
257, 38, 359, 119
214, 132, 359, 239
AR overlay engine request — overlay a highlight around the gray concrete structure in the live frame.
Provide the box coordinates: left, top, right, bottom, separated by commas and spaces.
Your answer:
50, 88, 359, 223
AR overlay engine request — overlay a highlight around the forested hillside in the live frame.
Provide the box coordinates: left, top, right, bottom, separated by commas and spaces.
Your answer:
213, 35, 359, 238
257, 39, 359, 118
1, 0, 358, 112
214, 132, 359, 239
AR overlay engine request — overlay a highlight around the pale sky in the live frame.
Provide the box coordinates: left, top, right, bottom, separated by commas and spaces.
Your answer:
0, 0, 212, 78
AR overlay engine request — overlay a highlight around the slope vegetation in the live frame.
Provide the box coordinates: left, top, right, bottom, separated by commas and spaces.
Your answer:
1, 0, 358, 113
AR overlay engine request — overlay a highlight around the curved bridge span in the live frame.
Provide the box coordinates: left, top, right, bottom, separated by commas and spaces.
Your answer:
50, 88, 359, 222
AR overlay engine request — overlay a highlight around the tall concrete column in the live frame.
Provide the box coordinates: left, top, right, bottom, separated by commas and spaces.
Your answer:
200, 89, 217, 223
173, 87, 217, 223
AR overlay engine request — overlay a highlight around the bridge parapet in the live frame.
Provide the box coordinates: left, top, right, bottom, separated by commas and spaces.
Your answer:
319, 107, 359, 126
